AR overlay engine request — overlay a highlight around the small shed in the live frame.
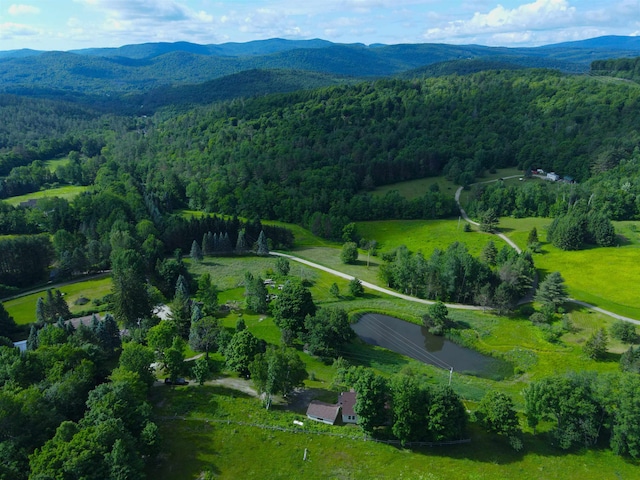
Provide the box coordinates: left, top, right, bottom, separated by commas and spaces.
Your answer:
338, 391, 357, 424
306, 401, 341, 425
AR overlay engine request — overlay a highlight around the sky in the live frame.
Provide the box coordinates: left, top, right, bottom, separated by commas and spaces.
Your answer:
0, 0, 639, 51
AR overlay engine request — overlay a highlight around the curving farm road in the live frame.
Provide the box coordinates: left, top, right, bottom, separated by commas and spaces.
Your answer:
455, 179, 639, 324
270, 251, 483, 311
271, 175, 639, 324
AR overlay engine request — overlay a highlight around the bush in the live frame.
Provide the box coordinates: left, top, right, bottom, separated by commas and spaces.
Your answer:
340, 242, 359, 264
610, 321, 637, 343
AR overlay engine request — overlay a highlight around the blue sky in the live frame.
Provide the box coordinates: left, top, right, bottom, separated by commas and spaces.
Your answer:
1, 0, 639, 51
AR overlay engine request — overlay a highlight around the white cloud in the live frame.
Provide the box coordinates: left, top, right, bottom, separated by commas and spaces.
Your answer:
423, 0, 640, 45
0, 21, 40, 39
8, 4, 41, 15
424, 0, 576, 41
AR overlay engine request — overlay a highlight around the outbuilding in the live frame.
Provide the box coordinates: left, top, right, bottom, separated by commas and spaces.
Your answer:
306, 401, 341, 425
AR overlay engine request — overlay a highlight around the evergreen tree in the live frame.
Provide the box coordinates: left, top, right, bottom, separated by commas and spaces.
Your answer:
329, 282, 340, 298
535, 271, 568, 312
480, 240, 498, 266
196, 272, 218, 315
349, 277, 364, 297
190, 240, 203, 262
171, 275, 192, 339
27, 324, 39, 350
244, 272, 268, 314
584, 328, 608, 360
0, 302, 17, 340
35, 297, 46, 325
479, 208, 499, 232
235, 229, 247, 254
256, 230, 269, 256
111, 248, 152, 328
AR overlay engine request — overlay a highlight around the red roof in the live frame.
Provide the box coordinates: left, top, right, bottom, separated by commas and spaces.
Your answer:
339, 391, 357, 417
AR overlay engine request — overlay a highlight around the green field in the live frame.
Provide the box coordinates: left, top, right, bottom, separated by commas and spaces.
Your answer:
356, 218, 509, 258
3, 275, 112, 326
498, 217, 640, 319
375, 167, 523, 201
147, 381, 639, 480
3, 185, 88, 206
45, 157, 70, 172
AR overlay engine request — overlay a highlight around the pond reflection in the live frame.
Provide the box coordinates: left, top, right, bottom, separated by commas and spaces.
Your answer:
352, 313, 512, 380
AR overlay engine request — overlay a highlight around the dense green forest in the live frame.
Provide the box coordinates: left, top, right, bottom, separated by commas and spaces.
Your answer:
1, 66, 640, 289
591, 56, 640, 83
101, 70, 640, 237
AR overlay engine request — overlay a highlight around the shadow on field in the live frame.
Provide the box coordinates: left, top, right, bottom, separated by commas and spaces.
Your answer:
408, 429, 570, 466
153, 420, 220, 479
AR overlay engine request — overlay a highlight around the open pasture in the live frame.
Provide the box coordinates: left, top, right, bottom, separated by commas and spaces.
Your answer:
499, 217, 640, 319
356, 218, 509, 257
147, 383, 639, 480
3, 185, 88, 206
374, 167, 522, 201
3, 275, 112, 325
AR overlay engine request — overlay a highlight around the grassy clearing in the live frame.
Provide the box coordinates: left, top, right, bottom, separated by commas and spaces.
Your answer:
147, 384, 639, 480
356, 219, 509, 258
3, 276, 112, 325
44, 157, 69, 172
498, 217, 640, 319
374, 167, 522, 201
3, 185, 88, 206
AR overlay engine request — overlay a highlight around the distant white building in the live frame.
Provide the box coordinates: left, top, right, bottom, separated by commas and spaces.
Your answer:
546, 172, 560, 181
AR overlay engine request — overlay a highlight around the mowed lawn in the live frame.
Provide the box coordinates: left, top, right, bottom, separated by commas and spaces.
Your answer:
3, 185, 88, 206
499, 217, 640, 319
3, 276, 112, 325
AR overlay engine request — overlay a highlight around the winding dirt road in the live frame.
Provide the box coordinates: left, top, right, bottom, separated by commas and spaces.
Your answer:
272, 178, 639, 324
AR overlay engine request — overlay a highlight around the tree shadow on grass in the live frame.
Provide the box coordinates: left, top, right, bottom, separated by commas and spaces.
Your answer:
151, 419, 221, 479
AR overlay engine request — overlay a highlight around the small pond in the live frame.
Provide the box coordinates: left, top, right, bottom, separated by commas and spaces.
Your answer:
352, 313, 513, 380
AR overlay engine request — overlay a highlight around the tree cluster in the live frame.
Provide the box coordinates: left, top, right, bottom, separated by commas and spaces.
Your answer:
379, 242, 534, 310
340, 367, 468, 444
524, 372, 640, 457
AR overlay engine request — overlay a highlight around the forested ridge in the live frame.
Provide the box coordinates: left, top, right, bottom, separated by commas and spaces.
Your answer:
106, 70, 640, 236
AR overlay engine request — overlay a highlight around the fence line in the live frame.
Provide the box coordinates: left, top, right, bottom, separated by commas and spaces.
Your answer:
157, 415, 471, 447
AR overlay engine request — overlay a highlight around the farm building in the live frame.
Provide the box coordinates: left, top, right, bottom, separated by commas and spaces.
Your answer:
306, 401, 341, 425
338, 391, 358, 424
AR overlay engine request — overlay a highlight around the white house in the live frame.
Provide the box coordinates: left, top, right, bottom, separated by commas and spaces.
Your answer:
546, 172, 560, 181
338, 391, 357, 424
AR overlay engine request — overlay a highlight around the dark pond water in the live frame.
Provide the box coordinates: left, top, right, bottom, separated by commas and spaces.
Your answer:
352, 313, 513, 380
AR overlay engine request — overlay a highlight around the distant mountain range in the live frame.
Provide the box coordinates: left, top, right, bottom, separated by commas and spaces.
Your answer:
2, 36, 640, 112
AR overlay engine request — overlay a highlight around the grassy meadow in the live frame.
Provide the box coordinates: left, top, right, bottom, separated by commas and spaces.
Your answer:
498, 217, 640, 319
374, 167, 522, 201
3, 185, 88, 206
147, 245, 638, 479
3, 275, 112, 326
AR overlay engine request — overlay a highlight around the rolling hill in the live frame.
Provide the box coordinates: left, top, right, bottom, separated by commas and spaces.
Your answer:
2, 36, 640, 100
